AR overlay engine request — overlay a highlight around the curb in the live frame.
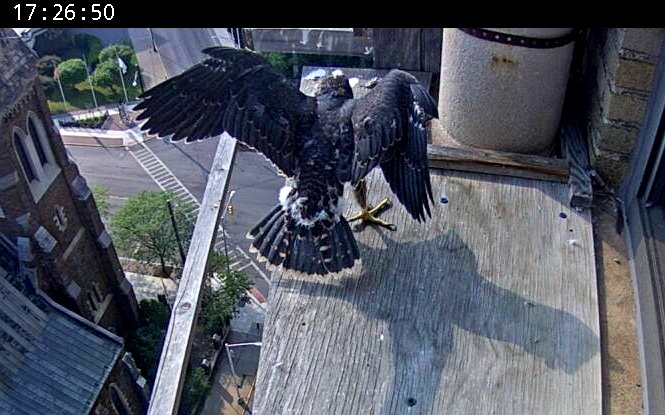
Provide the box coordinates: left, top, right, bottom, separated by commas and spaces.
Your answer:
62, 135, 157, 149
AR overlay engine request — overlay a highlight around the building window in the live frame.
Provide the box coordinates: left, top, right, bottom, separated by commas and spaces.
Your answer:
110, 384, 131, 415
13, 129, 37, 183
88, 291, 98, 312
26, 112, 55, 165
28, 116, 48, 165
12, 113, 61, 202
53, 205, 68, 232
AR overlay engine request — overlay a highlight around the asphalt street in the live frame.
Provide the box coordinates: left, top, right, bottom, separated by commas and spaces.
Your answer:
69, 139, 283, 246
149, 28, 233, 77
67, 29, 283, 291
145, 137, 284, 250
67, 146, 160, 217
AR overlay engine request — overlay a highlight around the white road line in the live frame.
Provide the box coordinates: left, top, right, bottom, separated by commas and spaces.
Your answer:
235, 246, 271, 285
128, 141, 270, 290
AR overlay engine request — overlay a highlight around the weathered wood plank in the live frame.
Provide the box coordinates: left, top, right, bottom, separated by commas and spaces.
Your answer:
559, 109, 593, 208
255, 169, 601, 414
372, 28, 423, 70
427, 143, 570, 183
371, 28, 442, 98
147, 133, 237, 415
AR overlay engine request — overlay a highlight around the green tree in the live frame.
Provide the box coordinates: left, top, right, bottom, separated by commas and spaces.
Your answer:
110, 191, 195, 276
260, 52, 292, 77
73, 33, 103, 66
125, 299, 170, 384
92, 59, 119, 92
98, 43, 135, 66
179, 368, 212, 415
200, 251, 252, 334
56, 58, 87, 86
91, 184, 109, 220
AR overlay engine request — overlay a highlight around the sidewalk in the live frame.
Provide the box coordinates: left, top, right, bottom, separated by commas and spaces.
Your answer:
200, 295, 264, 415
201, 328, 261, 415
128, 28, 170, 89
60, 125, 147, 148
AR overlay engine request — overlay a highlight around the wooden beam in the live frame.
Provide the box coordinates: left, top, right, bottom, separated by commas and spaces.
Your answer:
427, 143, 570, 183
254, 169, 601, 414
147, 133, 237, 415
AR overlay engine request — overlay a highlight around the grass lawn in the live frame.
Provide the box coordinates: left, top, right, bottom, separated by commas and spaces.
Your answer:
47, 73, 143, 114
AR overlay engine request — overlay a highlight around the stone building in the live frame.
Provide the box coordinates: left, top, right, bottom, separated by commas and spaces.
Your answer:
578, 28, 665, 187
0, 28, 139, 334
0, 27, 147, 414
0, 231, 147, 414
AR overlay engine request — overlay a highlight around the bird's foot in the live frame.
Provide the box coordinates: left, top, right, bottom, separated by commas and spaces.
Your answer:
348, 198, 396, 231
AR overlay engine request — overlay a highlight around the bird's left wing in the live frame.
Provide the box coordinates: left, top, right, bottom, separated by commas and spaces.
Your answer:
135, 47, 316, 177
351, 70, 438, 222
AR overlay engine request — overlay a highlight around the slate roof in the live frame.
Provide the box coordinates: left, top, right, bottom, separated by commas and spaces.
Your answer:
0, 234, 123, 415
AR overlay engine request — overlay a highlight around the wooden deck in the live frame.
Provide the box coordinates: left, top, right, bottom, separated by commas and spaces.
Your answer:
254, 168, 601, 414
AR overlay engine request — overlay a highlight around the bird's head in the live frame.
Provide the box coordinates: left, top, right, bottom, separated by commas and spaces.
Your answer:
315, 70, 353, 99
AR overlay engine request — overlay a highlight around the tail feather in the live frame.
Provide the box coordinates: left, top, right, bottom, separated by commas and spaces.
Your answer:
247, 204, 360, 276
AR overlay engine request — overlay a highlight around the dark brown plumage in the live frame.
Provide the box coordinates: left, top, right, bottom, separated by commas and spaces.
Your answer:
135, 47, 438, 276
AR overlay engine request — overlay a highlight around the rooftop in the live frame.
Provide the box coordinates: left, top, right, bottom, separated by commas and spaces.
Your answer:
0, 234, 123, 415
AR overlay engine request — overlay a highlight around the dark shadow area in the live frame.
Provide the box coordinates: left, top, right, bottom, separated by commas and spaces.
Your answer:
276, 229, 600, 414
161, 138, 211, 178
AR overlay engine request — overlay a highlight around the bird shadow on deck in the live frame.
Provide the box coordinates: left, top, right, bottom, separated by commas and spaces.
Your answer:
273, 229, 599, 414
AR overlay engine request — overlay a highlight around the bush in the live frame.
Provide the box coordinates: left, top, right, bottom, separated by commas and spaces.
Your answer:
179, 368, 212, 415
200, 252, 252, 334
110, 191, 195, 276
57, 58, 87, 86
92, 59, 120, 91
261, 52, 292, 78
59, 113, 108, 129
99, 43, 135, 67
125, 299, 170, 385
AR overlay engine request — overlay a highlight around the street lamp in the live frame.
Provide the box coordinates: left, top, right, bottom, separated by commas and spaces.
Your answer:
225, 341, 262, 410
220, 190, 237, 274
148, 28, 157, 52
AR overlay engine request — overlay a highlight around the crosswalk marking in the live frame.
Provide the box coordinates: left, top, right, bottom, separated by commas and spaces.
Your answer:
128, 141, 271, 294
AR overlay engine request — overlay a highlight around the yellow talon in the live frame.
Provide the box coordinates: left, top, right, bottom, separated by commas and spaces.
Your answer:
348, 198, 396, 230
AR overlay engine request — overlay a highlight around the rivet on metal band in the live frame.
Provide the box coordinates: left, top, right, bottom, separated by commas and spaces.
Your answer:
458, 28, 583, 49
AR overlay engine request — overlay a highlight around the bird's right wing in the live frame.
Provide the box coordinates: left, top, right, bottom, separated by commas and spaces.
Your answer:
351, 70, 438, 222
135, 47, 316, 177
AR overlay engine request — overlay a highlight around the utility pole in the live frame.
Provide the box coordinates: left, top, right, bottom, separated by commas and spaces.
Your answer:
82, 54, 98, 108
166, 199, 187, 266
115, 49, 129, 103
148, 28, 157, 52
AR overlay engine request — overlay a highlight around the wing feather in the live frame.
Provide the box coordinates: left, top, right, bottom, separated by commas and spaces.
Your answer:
351, 70, 438, 222
135, 46, 315, 177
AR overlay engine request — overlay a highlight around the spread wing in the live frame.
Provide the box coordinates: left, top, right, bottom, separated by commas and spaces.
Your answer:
351, 69, 438, 222
135, 47, 316, 177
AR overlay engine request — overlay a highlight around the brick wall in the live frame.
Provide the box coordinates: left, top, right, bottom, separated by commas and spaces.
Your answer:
0, 35, 139, 332
92, 353, 149, 415
581, 28, 665, 188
